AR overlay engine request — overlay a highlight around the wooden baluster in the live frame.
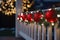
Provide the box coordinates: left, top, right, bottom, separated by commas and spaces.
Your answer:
29, 24, 31, 37
47, 26, 52, 40
30, 23, 34, 40
42, 24, 46, 40
34, 22, 37, 40
38, 25, 41, 40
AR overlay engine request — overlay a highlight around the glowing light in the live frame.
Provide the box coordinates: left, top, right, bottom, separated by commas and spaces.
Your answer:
31, 11, 33, 14
3, 6, 6, 9
21, 13, 23, 16
41, 23, 44, 25
15, 0, 16, 1
27, 4, 31, 8
17, 17, 19, 20
5, 4, 8, 6
22, 0, 34, 12
48, 8, 52, 11
51, 22, 54, 26
57, 14, 60, 17
37, 10, 39, 12
41, 15, 44, 19
9, 0, 11, 2
27, 1, 30, 3
25, 19, 28, 22
20, 18, 23, 22
23, 0, 26, 3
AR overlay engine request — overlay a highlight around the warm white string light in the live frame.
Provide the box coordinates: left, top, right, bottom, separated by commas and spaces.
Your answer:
57, 14, 60, 17
1, 0, 16, 16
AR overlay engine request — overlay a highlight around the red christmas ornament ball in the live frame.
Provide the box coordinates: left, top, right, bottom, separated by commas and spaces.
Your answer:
18, 15, 21, 18
34, 12, 43, 22
21, 14, 27, 21
45, 9, 55, 19
27, 14, 33, 22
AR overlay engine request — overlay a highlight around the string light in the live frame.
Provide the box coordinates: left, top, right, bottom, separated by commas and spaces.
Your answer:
31, 11, 33, 14
5, 4, 8, 6
22, 0, 34, 12
41, 23, 44, 26
1, 0, 16, 16
48, 8, 52, 11
51, 22, 54, 26
17, 17, 19, 20
57, 14, 60, 17
23, 0, 26, 3
25, 19, 28, 22
21, 13, 23, 16
27, 4, 31, 8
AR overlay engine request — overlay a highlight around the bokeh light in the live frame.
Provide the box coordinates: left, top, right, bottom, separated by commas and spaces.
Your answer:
0, 0, 16, 16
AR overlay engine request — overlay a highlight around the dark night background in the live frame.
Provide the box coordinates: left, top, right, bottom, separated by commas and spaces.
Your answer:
0, 13, 15, 28
28, 0, 60, 11
0, 12, 15, 36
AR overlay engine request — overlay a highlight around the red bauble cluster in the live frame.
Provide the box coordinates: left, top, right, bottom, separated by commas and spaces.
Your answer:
17, 9, 58, 23
17, 13, 27, 21
17, 12, 43, 22
21, 14, 27, 21
17, 14, 21, 19
45, 9, 57, 23
34, 12, 43, 22
27, 14, 33, 22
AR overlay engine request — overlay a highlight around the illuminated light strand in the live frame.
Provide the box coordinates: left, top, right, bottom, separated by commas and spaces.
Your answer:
22, 0, 34, 12
1, 0, 16, 16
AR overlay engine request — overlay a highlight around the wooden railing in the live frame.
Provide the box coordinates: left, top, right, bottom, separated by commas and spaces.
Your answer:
16, 21, 60, 40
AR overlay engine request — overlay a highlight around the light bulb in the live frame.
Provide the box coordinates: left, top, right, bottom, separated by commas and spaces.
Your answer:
31, 11, 33, 14
25, 19, 28, 22
51, 22, 54, 26
27, 4, 31, 8
48, 8, 52, 11
57, 14, 60, 17
21, 13, 23, 16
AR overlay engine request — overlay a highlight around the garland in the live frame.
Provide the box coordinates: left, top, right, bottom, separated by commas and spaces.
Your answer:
17, 8, 60, 27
